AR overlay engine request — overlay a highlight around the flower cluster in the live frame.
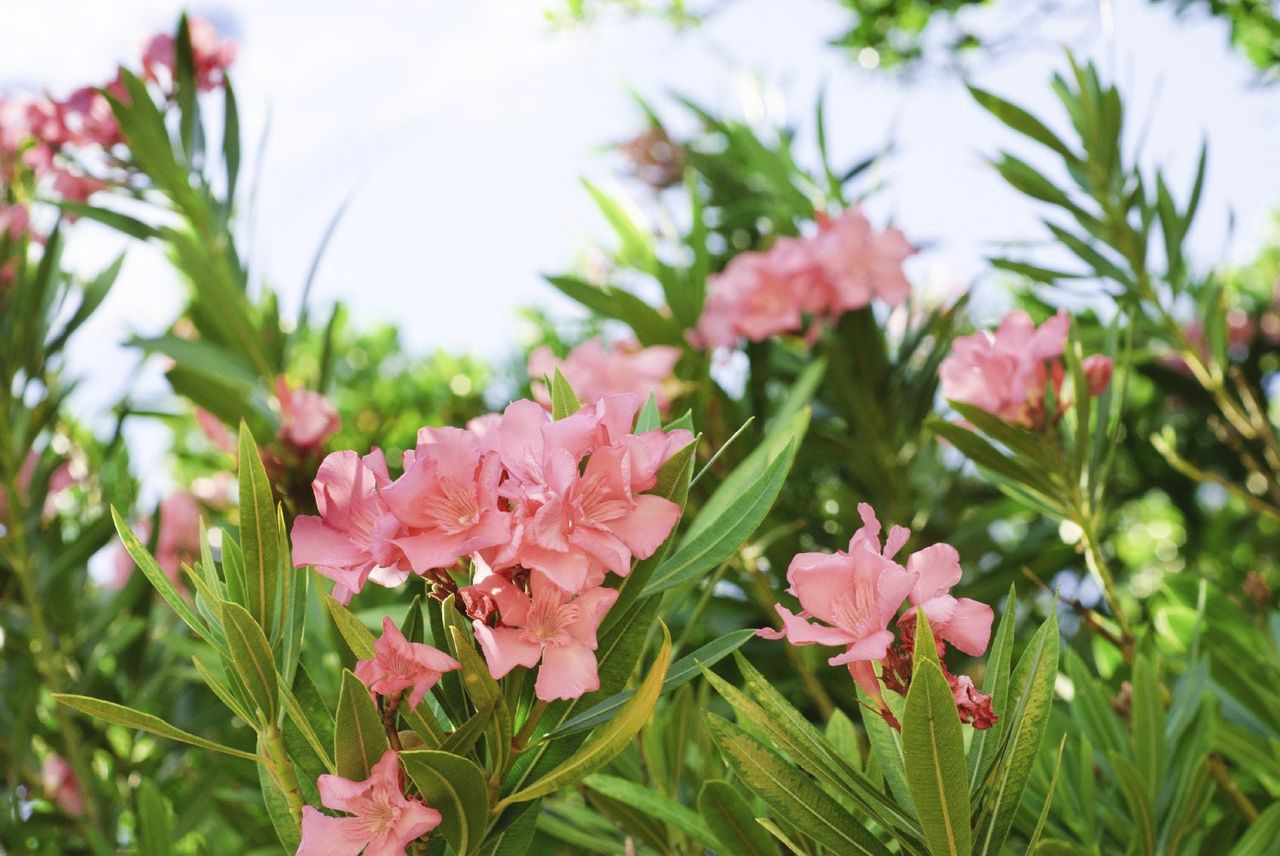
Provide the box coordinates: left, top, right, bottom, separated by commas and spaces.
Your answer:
292, 393, 691, 701
939, 309, 1113, 430
759, 503, 997, 729
528, 337, 680, 412
693, 207, 914, 349
0, 16, 235, 244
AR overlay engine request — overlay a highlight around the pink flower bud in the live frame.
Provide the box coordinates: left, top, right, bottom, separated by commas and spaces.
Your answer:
1082, 354, 1113, 397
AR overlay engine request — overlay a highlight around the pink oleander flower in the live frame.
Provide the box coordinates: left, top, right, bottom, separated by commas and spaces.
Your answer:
276, 376, 341, 450
902, 542, 994, 657
355, 616, 460, 710
1, 450, 80, 523
939, 309, 1070, 429
49, 167, 107, 204
1082, 354, 1113, 397
193, 407, 236, 454
469, 572, 618, 701
58, 86, 121, 149
291, 450, 411, 604
298, 749, 441, 856
380, 427, 511, 574
758, 504, 917, 703
692, 207, 914, 350
0, 202, 32, 241
811, 207, 915, 312
40, 755, 84, 816
109, 490, 202, 589
528, 337, 681, 412
141, 16, 238, 92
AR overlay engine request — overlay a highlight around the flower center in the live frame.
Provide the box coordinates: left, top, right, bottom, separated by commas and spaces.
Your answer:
422, 477, 480, 533
523, 589, 581, 647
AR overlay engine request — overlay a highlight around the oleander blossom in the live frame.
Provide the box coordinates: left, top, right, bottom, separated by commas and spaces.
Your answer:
298, 750, 441, 856
939, 309, 1113, 430
141, 16, 238, 92
290, 449, 412, 604
40, 755, 84, 817
693, 206, 915, 349
758, 503, 996, 729
468, 571, 619, 701
528, 337, 681, 412
276, 376, 341, 450
355, 617, 460, 710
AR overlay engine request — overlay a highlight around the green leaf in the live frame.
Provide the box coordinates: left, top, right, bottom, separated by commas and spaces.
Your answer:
494, 623, 672, 811
582, 179, 656, 273
968, 587, 1018, 793
644, 436, 799, 595
400, 750, 489, 856
57, 202, 159, 240
335, 669, 389, 780
439, 699, 495, 755
544, 628, 754, 738
135, 780, 175, 856
237, 423, 280, 633
1108, 752, 1156, 856
969, 86, 1076, 160
902, 659, 971, 856
258, 757, 301, 850
973, 612, 1060, 856
699, 779, 778, 856
1130, 654, 1164, 799
550, 368, 582, 420
220, 601, 280, 725
447, 624, 513, 775
324, 594, 377, 659
110, 507, 220, 650
586, 774, 719, 848
635, 393, 662, 434
706, 714, 891, 856
1230, 801, 1280, 856
543, 274, 680, 346
54, 694, 258, 761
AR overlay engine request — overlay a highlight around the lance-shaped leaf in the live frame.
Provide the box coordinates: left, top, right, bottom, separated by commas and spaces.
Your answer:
550, 368, 582, 420
902, 659, 972, 856
706, 714, 891, 856
586, 774, 720, 849
400, 750, 489, 856
493, 623, 672, 811
324, 594, 377, 658
968, 586, 1018, 793
221, 601, 280, 725
335, 669, 388, 780
238, 423, 280, 634
54, 695, 258, 761
698, 779, 778, 856
448, 623, 513, 774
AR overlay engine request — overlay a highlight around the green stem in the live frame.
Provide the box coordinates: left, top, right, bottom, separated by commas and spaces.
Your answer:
263, 724, 305, 824
1076, 515, 1134, 661
512, 700, 549, 752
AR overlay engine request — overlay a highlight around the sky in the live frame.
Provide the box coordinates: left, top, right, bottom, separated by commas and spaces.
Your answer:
4, 0, 1280, 492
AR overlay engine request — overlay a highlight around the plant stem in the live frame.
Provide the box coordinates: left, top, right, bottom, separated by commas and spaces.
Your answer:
512, 700, 549, 751
1209, 753, 1258, 823
263, 724, 305, 824
1075, 515, 1134, 662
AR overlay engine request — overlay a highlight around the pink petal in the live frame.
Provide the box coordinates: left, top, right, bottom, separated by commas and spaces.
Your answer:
607, 494, 681, 561
940, 597, 994, 656
392, 529, 469, 574
291, 517, 365, 567
829, 629, 896, 665
473, 623, 542, 679
536, 643, 601, 701
906, 543, 962, 604
297, 807, 371, 856
772, 604, 859, 647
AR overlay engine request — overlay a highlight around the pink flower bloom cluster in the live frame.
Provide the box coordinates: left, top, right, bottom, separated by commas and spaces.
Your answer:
40, 755, 84, 817
299, 750, 441, 856
141, 17, 238, 93
292, 394, 691, 701
693, 207, 915, 349
528, 337, 681, 412
939, 309, 1113, 430
759, 503, 997, 729
356, 617, 460, 710
108, 491, 202, 589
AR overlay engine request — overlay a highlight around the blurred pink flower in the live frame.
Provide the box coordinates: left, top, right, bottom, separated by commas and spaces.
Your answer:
693, 207, 915, 349
58, 86, 121, 148
193, 407, 235, 454
276, 376, 341, 450
811, 207, 914, 312
380, 427, 511, 574
470, 572, 618, 701
2, 450, 80, 523
40, 755, 84, 816
0, 202, 32, 241
49, 167, 106, 204
141, 17, 237, 92
1082, 354, 1113, 397
298, 749, 440, 856
109, 491, 202, 589
355, 616, 460, 710
939, 309, 1070, 428
291, 450, 411, 604
528, 337, 681, 412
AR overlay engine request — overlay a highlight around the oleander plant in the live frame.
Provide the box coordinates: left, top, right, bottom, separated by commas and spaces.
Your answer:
3, 10, 1280, 856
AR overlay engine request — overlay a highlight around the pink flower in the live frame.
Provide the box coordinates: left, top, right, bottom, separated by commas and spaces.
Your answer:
40, 755, 84, 816
58, 86, 121, 148
529, 338, 681, 412
355, 616, 460, 710
49, 167, 107, 204
276, 376, 341, 450
939, 309, 1070, 428
811, 207, 914, 312
0, 202, 32, 241
291, 450, 410, 604
470, 572, 618, 701
193, 407, 235, 454
380, 427, 511, 574
141, 17, 237, 92
298, 749, 441, 856
1082, 354, 1113, 397
758, 513, 916, 701
902, 543, 993, 657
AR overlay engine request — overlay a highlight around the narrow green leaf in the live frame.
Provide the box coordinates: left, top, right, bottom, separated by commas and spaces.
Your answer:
494, 623, 672, 810
902, 660, 971, 856
586, 774, 719, 848
135, 780, 175, 856
221, 601, 280, 724
54, 694, 258, 761
439, 699, 495, 755
400, 750, 489, 856
699, 779, 778, 856
237, 423, 279, 634
550, 368, 582, 420
968, 586, 1017, 793
1130, 654, 1164, 799
969, 86, 1076, 160
1108, 752, 1156, 856
324, 594, 377, 659
335, 669, 388, 780
447, 624, 512, 774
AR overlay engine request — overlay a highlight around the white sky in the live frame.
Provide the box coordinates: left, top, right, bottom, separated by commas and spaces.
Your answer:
4, 0, 1280, 489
